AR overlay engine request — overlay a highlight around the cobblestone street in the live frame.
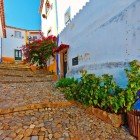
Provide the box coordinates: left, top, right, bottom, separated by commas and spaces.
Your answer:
0, 64, 136, 140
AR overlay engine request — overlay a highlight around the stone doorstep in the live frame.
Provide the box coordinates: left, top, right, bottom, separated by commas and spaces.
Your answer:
0, 101, 74, 115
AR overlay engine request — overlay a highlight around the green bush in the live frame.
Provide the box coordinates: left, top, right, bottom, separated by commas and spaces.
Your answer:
75, 72, 123, 113
55, 77, 78, 88
56, 60, 139, 114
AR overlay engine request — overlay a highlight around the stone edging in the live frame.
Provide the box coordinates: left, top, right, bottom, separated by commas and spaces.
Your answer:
0, 101, 73, 115
0, 100, 123, 128
71, 101, 123, 128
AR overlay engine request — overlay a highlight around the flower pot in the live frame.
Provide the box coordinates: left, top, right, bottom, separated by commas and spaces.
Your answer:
127, 110, 140, 139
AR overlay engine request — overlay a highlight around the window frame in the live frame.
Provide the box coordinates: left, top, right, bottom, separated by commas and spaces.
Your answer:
65, 7, 71, 25
14, 31, 22, 38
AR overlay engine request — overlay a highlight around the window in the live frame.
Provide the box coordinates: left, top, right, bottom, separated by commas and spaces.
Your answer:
33, 36, 37, 40
14, 31, 21, 38
65, 7, 71, 25
47, 28, 52, 36
72, 57, 78, 66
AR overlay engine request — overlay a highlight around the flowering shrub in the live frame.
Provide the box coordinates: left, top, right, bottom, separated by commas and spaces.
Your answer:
22, 34, 57, 67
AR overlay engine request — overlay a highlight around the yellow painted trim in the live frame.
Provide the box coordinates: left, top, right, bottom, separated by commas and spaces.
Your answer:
2, 57, 15, 63
47, 60, 57, 74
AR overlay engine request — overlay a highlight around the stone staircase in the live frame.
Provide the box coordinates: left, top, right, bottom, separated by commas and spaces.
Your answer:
0, 63, 54, 82
0, 63, 69, 115
0, 63, 135, 140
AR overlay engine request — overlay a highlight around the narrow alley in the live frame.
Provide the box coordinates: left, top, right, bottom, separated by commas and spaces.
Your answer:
0, 64, 135, 140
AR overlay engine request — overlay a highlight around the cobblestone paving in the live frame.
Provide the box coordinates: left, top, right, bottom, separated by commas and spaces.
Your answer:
0, 64, 136, 140
0, 82, 66, 109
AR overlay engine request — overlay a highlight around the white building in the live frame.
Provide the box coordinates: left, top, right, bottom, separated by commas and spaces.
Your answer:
58, 0, 140, 87
40, 0, 59, 73
40, 0, 89, 35
0, 0, 6, 62
56, 0, 89, 34
40, 0, 140, 87
40, 0, 58, 37
40, 0, 89, 74
2, 26, 41, 63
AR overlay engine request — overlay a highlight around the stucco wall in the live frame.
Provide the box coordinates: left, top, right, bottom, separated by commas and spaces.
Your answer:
57, 0, 89, 34
58, 0, 140, 87
2, 27, 26, 59
41, 0, 58, 37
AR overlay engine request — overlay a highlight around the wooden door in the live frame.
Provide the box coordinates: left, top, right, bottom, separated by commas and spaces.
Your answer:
15, 49, 22, 60
63, 51, 67, 77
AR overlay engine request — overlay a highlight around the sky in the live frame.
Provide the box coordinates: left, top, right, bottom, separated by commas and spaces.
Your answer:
4, 0, 41, 30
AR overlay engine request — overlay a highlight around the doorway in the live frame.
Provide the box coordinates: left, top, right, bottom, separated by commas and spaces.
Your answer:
15, 49, 22, 60
63, 51, 67, 77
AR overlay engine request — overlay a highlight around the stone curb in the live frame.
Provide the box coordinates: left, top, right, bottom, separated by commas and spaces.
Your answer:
0, 80, 53, 84
71, 101, 123, 128
0, 101, 73, 115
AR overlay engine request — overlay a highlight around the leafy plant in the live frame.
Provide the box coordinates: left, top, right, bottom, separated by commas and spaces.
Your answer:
63, 83, 78, 100
56, 60, 140, 114
22, 34, 57, 68
55, 77, 78, 88
124, 60, 140, 111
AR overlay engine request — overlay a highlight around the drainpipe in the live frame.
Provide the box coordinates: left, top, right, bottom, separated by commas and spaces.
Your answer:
55, 0, 60, 78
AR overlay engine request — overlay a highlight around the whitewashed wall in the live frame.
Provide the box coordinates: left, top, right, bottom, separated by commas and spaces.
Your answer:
41, 0, 58, 37
56, 0, 89, 34
2, 27, 26, 59
58, 0, 140, 87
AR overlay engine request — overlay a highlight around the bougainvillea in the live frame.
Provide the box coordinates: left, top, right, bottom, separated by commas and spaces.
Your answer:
22, 34, 57, 67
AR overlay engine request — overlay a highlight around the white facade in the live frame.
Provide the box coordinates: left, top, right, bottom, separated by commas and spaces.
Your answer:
56, 0, 89, 34
41, 0, 58, 37
41, 0, 89, 36
2, 26, 41, 61
2, 26, 26, 60
58, 0, 140, 87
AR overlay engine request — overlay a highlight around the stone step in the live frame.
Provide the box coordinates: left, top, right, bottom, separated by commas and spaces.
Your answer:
0, 66, 31, 71
0, 101, 73, 115
0, 73, 53, 78
0, 63, 29, 67
0, 75, 54, 83
0, 69, 53, 77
